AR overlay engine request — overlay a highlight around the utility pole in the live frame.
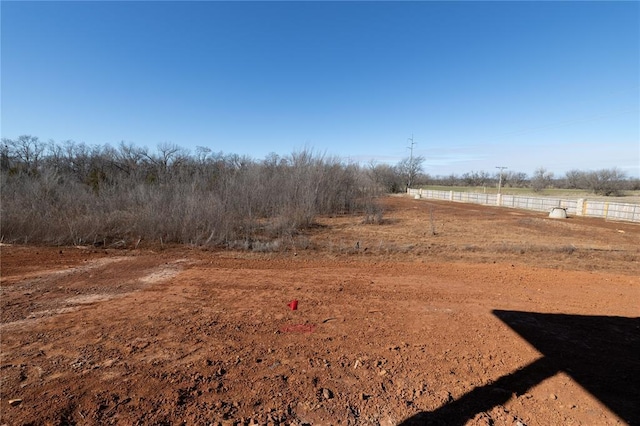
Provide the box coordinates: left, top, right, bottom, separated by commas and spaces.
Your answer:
496, 166, 507, 194
407, 134, 415, 188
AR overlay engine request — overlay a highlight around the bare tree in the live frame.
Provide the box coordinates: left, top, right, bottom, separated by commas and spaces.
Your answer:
195, 146, 212, 164
565, 169, 586, 189
531, 167, 554, 192
462, 170, 491, 187
445, 173, 460, 186
397, 155, 425, 189
1, 139, 11, 172
505, 171, 528, 188
112, 142, 146, 177
585, 168, 627, 196
3, 135, 46, 174
368, 161, 404, 194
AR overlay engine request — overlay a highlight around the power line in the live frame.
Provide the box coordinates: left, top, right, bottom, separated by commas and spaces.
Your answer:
496, 166, 508, 194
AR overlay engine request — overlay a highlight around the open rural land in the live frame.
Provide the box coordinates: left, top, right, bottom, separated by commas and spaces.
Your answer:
1, 196, 639, 426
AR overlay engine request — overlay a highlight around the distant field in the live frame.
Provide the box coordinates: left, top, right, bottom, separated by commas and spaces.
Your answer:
418, 185, 640, 203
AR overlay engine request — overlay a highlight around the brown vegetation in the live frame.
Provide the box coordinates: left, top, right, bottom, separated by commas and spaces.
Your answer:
1, 138, 383, 247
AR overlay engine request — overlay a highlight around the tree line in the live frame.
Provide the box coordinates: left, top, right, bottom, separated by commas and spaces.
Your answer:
1, 136, 385, 247
422, 167, 637, 196
1, 135, 636, 246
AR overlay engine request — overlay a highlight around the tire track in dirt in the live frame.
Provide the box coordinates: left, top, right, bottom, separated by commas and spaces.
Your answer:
0, 256, 186, 329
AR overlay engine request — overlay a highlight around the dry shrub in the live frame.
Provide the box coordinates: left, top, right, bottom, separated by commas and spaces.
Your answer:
1, 143, 382, 249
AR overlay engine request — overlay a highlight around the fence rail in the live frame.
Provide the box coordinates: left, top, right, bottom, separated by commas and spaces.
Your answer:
407, 188, 640, 223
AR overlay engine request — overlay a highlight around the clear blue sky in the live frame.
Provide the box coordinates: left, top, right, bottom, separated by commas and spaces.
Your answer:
2, 1, 639, 177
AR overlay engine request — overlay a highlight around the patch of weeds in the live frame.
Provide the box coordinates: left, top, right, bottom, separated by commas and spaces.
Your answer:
226, 239, 282, 252
398, 244, 415, 254
362, 205, 385, 225
251, 240, 282, 252
555, 245, 577, 255
496, 242, 528, 254
226, 239, 252, 250
293, 235, 312, 250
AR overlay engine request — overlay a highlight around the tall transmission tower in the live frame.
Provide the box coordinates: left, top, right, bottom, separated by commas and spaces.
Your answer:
408, 134, 415, 164
407, 134, 416, 188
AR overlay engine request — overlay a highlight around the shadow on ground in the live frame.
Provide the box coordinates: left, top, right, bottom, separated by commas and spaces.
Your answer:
400, 311, 640, 425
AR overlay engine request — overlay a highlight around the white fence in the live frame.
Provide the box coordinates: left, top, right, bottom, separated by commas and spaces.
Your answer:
407, 188, 640, 223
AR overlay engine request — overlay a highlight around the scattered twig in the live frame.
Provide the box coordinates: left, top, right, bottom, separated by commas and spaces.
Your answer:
105, 397, 131, 417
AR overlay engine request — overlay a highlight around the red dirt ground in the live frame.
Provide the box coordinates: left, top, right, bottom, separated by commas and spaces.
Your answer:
1, 196, 638, 425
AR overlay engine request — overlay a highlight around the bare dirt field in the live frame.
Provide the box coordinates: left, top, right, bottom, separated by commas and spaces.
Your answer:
1, 196, 639, 426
